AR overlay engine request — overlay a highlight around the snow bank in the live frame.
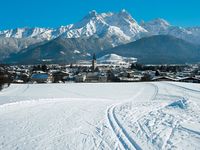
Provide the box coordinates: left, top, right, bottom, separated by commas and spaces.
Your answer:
168, 99, 188, 109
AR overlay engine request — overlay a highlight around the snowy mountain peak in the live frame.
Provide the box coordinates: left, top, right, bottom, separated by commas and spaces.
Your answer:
117, 9, 135, 22
88, 10, 98, 17
141, 18, 171, 35
82, 10, 98, 21
152, 18, 170, 26
120, 9, 127, 13
142, 18, 170, 28
119, 9, 130, 16
64, 10, 148, 44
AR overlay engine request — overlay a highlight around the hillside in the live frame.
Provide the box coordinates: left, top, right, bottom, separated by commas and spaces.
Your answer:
98, 35, 200, 64
5, 36, 114, 64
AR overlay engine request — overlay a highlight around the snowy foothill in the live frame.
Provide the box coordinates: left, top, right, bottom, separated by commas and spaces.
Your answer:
0, 82, 200, 149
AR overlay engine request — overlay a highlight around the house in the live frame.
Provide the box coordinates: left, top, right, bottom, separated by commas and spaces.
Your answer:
98, 73, 107, 82
84, 72, 108, 82
52, 71, 69, 83
107, 70, 118, 82
118, 77, 141, 82
85, 72, 99, 82
13, 72, 30, 83
75, 73, 86, 82
31, 73, 53, 83
62, 74, 75, 82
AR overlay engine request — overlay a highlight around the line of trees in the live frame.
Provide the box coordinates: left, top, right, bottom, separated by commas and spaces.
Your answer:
0, 65, 11, 91
131, 63, 186, 72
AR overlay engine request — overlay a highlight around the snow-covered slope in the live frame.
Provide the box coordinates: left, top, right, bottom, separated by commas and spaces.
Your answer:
97, 53, 137, 64
0, 37, 45, 60
0, 82, 200, 149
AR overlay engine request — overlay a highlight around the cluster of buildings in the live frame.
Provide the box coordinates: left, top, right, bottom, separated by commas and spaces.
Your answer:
1, 54, 200, 84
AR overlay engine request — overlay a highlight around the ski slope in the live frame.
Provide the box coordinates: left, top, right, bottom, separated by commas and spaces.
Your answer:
0, 82, 200, 150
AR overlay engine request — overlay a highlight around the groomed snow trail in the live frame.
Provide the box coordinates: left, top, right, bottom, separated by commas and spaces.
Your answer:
0, 82, 200, 150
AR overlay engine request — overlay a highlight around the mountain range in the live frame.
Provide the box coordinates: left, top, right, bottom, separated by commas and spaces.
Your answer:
1, 10, 200, 64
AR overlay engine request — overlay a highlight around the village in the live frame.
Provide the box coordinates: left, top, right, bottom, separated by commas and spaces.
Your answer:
1, 54, 200, 86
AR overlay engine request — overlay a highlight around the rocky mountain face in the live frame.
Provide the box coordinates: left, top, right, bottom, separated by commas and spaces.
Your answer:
0, 37, 45, 61
0, 10, 200, 64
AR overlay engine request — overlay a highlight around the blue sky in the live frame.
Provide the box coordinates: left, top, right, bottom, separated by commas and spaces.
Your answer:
0, 0, 199, 30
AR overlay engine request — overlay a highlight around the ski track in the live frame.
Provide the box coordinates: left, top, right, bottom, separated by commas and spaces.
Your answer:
161, 82, 200, 103
165, 82, 200, 93
106, 83, 158, 150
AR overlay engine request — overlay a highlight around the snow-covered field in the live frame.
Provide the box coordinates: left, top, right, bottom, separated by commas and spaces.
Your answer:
0, 82, 200, 150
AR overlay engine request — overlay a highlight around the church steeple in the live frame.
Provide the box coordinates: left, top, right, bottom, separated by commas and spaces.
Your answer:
93, 53, 96, 60
92, 53, 97, 71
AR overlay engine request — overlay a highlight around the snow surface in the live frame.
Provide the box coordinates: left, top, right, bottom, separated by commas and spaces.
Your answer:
73, 50, 81, 54
0, 82, 200, 149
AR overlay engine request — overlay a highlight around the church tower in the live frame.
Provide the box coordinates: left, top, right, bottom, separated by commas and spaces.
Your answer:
92, 53, 97, 71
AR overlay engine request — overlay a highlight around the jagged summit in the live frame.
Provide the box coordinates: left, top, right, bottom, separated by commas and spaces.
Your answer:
141, 18, 171, 35
150, 18, 170, 26
84, 10, 98, 19
119, 9, 130, 16
89, 10, 98, 16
